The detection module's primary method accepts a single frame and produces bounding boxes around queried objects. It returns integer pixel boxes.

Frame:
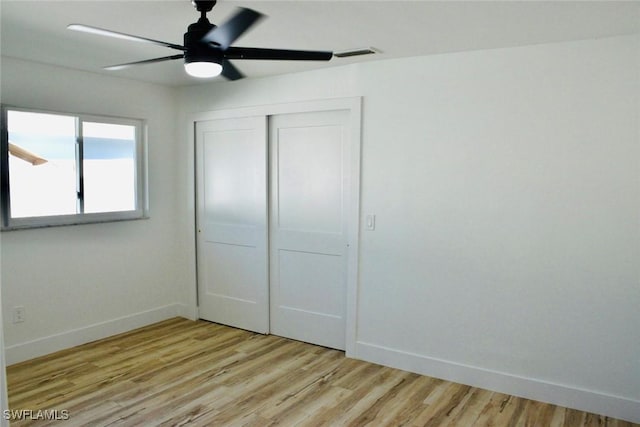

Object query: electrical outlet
[13,306,26,323]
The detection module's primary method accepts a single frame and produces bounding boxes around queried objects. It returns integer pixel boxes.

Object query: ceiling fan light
[184,61,222,78]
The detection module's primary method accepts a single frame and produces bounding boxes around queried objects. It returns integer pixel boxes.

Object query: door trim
[186,97,362,356]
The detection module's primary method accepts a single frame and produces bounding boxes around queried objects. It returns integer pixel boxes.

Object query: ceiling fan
[67,0,333,80]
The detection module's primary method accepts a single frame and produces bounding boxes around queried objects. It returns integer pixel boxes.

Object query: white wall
[178,34,640,422]
[0,57,193,364]
[1,33,637,423]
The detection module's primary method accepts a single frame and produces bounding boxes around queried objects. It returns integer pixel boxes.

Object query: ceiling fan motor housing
[184,19,221,65]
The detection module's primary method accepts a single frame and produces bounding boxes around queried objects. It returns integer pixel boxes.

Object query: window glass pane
[7,110,77,218]
[83,122,136,213]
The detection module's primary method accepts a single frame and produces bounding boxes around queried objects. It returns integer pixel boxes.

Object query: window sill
[1,213,150,231]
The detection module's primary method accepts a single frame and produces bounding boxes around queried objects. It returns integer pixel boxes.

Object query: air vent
[334,47,380,58]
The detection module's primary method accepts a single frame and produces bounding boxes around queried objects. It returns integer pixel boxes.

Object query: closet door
[269,110,350,350]
[196,117,269,333]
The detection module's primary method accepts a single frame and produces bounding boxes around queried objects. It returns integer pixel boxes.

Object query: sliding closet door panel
[277,125,343,233]
[196,117,268,333]
[270,110,350,350]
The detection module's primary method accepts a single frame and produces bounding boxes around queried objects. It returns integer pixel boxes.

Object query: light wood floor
[6,318,637,426]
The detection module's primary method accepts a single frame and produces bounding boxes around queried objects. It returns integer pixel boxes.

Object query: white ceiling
[2,1,639,87]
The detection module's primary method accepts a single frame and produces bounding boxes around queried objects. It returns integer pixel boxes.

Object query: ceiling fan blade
[221,60,245,81]
[104,54,185,71]
[224,47,333,61]
[68,24,185,51]
[201,8,264,50]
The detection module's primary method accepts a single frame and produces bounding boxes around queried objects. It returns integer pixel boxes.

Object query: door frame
[186,97,362,356]
[0,240,9,427]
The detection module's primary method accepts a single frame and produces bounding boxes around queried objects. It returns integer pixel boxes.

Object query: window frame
[1,105,148,230]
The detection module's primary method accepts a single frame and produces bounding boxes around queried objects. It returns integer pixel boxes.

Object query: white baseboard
[355,341,640,424]
[5,304,185,365]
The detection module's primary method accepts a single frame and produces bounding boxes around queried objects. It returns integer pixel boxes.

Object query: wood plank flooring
[6,318,637,426]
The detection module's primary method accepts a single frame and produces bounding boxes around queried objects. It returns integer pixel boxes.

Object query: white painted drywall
[0,57,194,363]
[178,34,640,422]
[1,33,637,423]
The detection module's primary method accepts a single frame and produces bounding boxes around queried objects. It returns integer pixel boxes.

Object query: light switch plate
[366,214,376,231]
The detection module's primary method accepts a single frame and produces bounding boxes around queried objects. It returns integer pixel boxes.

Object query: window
[1,106,147,229]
